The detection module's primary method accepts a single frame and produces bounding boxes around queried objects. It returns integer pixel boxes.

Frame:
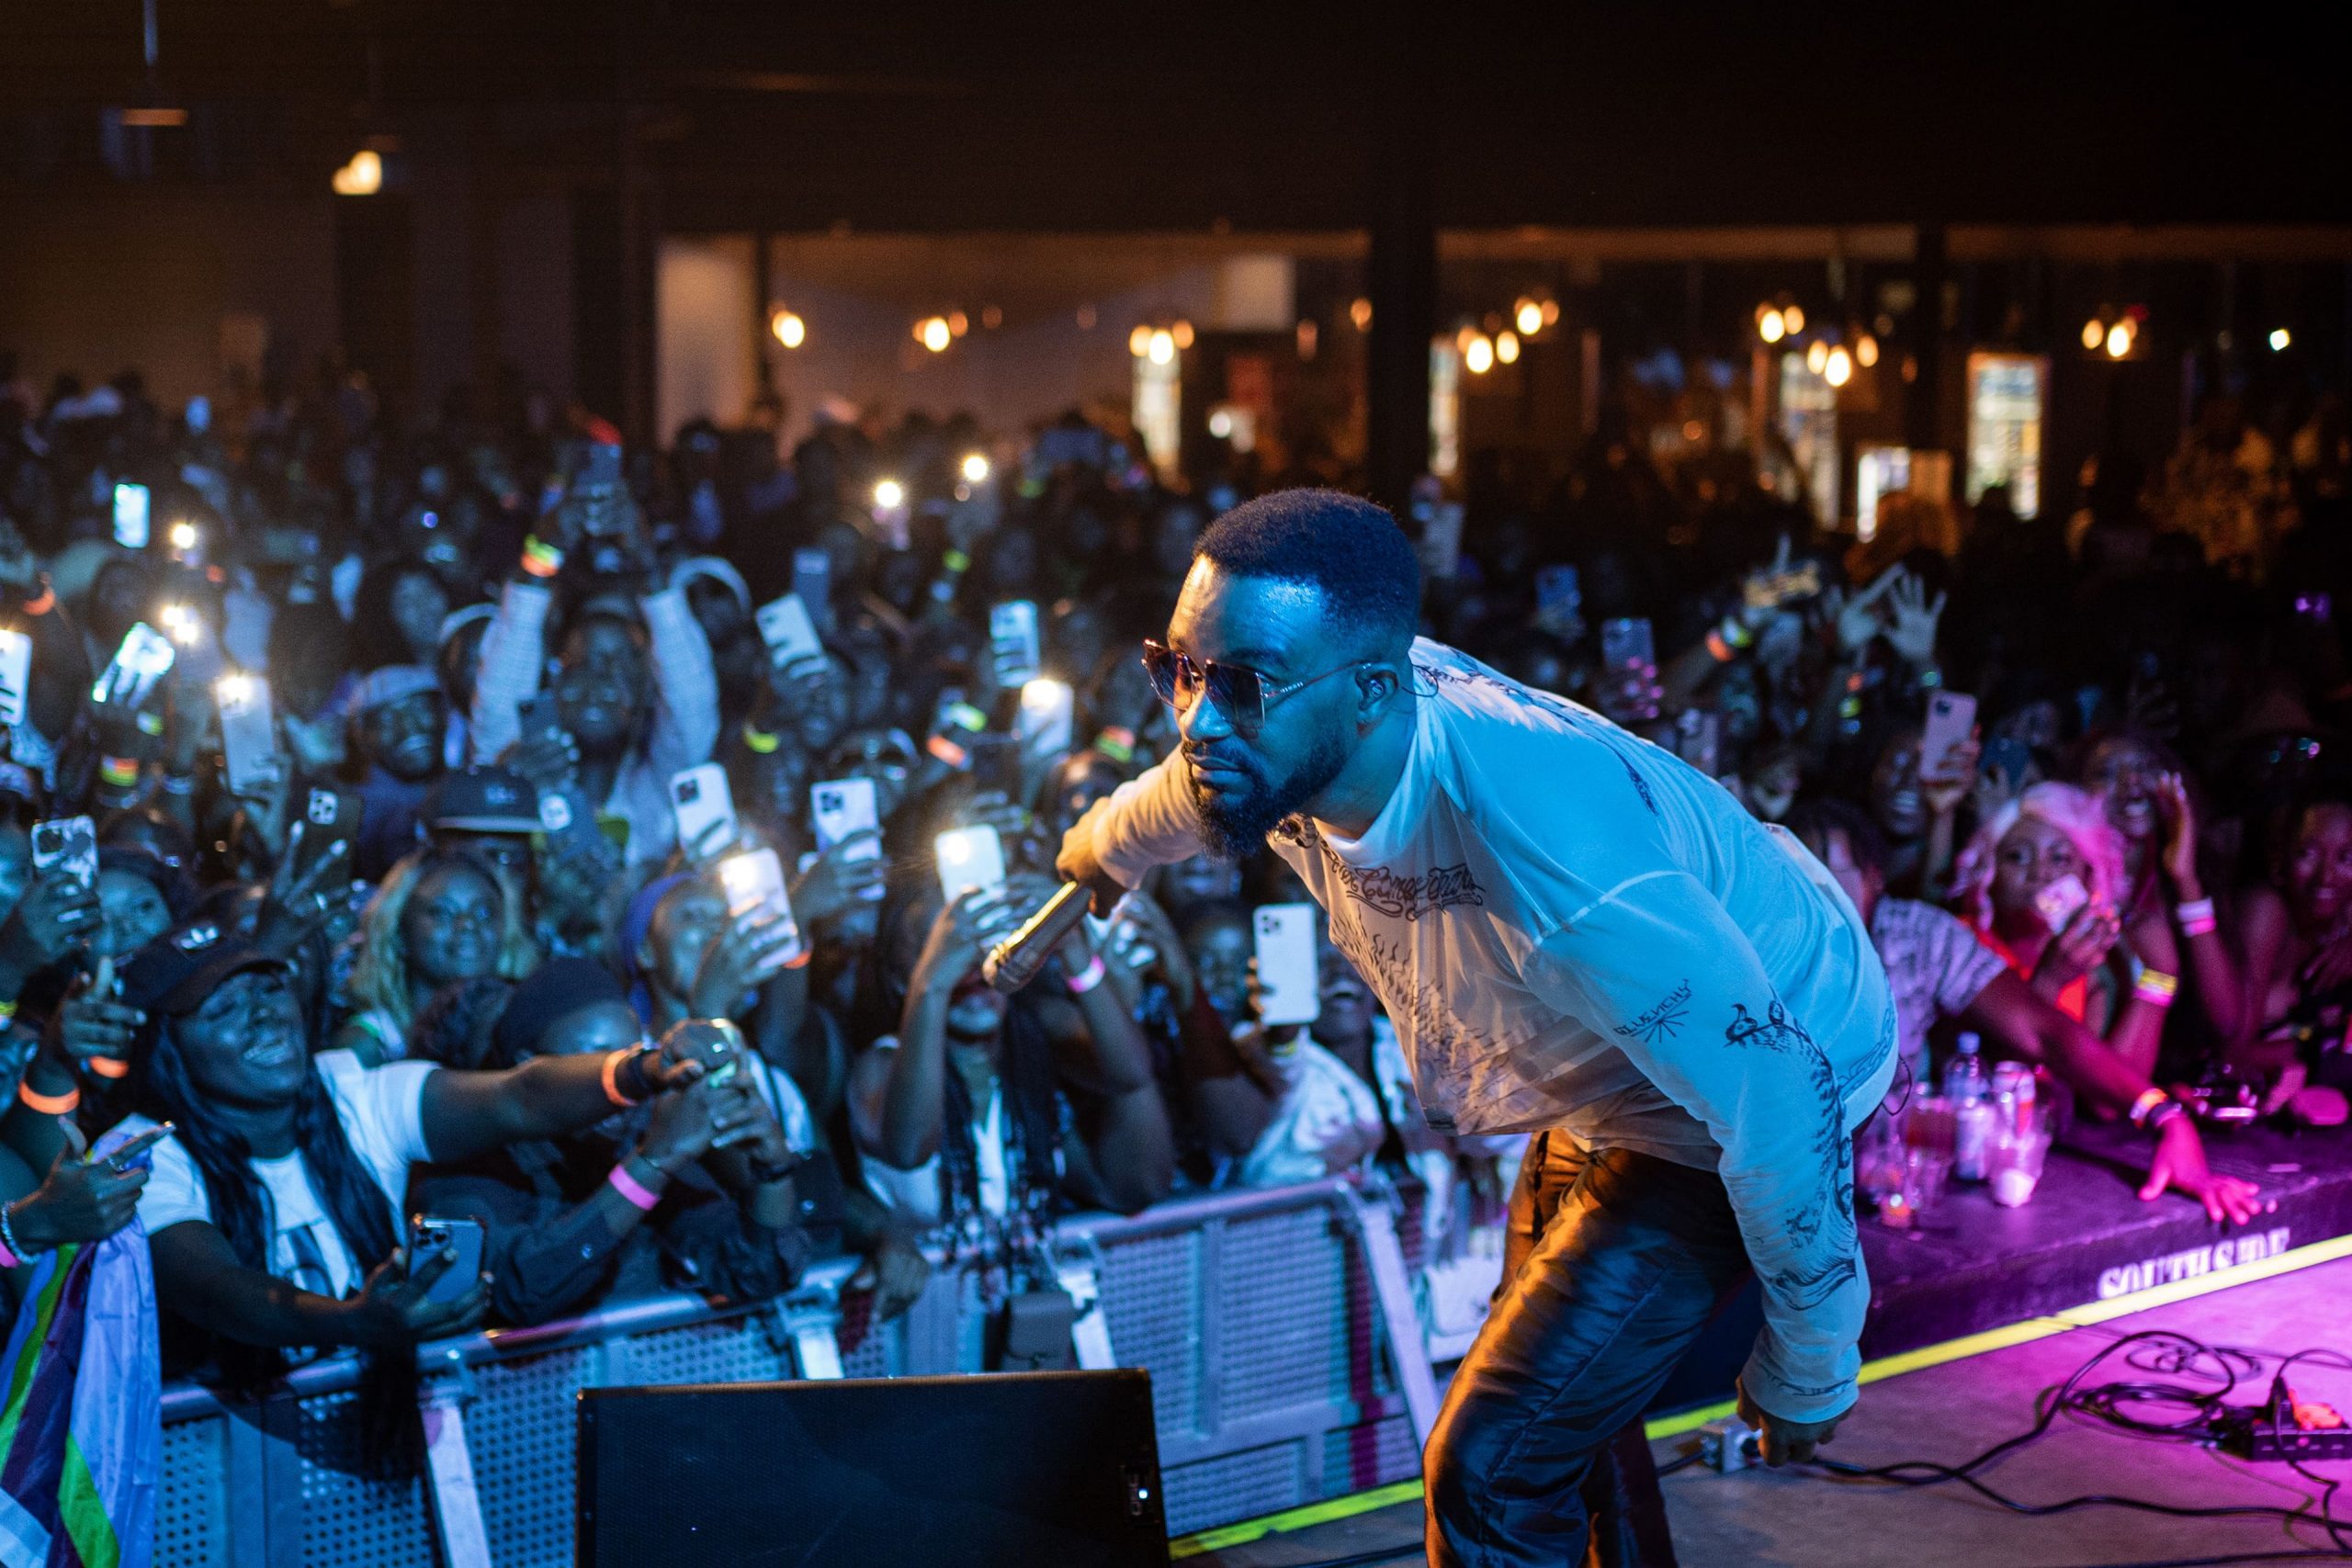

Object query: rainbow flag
[0,1201,159,1568]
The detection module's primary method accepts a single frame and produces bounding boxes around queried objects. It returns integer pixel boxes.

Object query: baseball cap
[429,766,544,835]
[122,921,285,1017]
[350,664,441,716]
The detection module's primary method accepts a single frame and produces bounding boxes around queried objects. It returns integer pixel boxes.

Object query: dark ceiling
[2,1,2340,233]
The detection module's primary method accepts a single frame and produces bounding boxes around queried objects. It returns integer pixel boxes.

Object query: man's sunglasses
[1141,639,1361,739]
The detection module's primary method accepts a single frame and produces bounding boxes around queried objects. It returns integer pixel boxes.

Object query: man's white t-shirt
[1078,637,1897,1423]
[120,1051,435,1301]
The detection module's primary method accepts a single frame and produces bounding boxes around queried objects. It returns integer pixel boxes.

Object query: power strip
[2222,1386,2352,1462]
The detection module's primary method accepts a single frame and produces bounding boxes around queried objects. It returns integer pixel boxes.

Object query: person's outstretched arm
[1059,754,1206,904]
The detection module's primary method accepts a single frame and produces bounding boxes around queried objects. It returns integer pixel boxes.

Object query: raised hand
[1883,570,1948,666]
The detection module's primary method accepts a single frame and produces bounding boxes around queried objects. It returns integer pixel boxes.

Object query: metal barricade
[153,1178,1434,1564]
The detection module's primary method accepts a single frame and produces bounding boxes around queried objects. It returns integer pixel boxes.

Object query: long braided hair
[875,884,1065,1278]
[139,1007,421,1473]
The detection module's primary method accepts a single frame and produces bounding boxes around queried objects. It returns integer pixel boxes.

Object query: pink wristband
[607,1164,662,1212]
[1066,955,1108,995]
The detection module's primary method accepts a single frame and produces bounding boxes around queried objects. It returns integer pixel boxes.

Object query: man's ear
[1353,660,1406,722]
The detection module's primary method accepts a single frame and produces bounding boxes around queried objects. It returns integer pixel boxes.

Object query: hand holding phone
[0,628,29,728]
[406,1217,487,1308]
[1921,692,1979,775]
[217,673,284,795]
[669,763,739,862]
[989,601,1042,688]
[2033,873,2090,935]
[933,824,1008,900]
[717,849,805,976]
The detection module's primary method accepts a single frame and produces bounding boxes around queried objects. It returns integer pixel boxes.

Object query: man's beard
[1187,731,1351,861]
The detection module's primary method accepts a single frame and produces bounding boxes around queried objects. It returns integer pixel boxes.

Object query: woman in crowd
[850,875,1175,1229]
[2230,790,2352,1122]
[335,847,537,1065]
[1950,781,2174,1077]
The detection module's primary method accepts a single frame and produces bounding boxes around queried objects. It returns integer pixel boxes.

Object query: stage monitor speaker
[576,1370,1169,1567]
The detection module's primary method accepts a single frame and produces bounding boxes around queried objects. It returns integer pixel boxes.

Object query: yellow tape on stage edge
[1166,1230,2352,1558]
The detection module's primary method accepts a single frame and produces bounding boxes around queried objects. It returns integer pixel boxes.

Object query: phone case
[1015,679,1075,755]
[809,778,884,896]
[30,816,98,890]
[1921,693,1979,770]
[669,763,738,859]
[96,623,176,708]
[754,593,825,670]
[2033,874,2090,933]
[217,675,279,795]
[934,825,1007,899]
[411,1219,485,1306]
[1253,904,1322,1027]
[989,601,1042,686]
[717,848,806,973]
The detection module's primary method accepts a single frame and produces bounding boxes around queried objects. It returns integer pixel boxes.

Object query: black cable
[1655,1448,1704,1477]
[1797,1327,2352,1541]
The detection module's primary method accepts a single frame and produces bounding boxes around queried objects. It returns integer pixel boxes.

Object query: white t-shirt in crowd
[1078,636,1896,1424]
[858,1037,1066,1226]
[120,1050,435,1301]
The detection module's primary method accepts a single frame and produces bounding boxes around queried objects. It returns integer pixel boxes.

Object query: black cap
[122,922,284,1016]
[428,765,543,835]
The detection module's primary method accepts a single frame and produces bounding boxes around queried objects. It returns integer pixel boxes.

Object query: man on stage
[1058,489,1896,1565]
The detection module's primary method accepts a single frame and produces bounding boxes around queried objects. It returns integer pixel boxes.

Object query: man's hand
[1736,1376,1849,1467]
[867,1233,932,1322]
[1055,823,1127,917]
[2142,1115,2272,1224]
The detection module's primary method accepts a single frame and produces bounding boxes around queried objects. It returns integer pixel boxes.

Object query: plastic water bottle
[1943,1032,1987,1104]
[1947,1033,1994,1180]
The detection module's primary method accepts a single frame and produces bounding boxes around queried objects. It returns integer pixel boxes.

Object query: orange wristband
[88,1055,131,1080]
[602,1047,651,1108]
[18,1081,80,1115]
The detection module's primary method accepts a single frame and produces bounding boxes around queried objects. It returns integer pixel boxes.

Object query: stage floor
[1190,1253,2352,1567]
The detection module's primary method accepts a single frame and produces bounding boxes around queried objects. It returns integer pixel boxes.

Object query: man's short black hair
[1784,796,1890,881]
[1194,489,1419,654]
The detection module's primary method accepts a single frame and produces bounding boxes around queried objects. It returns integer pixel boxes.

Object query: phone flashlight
[873,479,905,511]
[158,604,200,646]
[168,520,199,553]
[960,453,990,484]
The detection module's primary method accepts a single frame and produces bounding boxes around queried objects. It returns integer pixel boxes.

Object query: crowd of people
[0,355,2340,1481]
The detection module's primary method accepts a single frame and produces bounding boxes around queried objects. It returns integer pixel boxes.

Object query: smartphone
[2033,873,2090,935]
[408,1216,486,1308]
[516,691,563,748]
[967,733,1023,800]
[1600,617,1656,673]
[989,601,1042,688]
[933,824,1007,900]
[105,1122,175,1172]
[1921,692,1979,773]
[290,787,362,881]
[1982,735,2032,792]
[792,548,834,634]
[1016,678,1075,757]
[30,816,98,891]
[669,762,739,861]
[0,627,28,728]
[717,848,805,975]
[1674,709,1722,777]
[112,482,151,549]
[1534,565,1581,633]
[216,673,281,795]
[92,623,176,710]
[576,444,625,536]
[665,1017,745,1088]
[754,592,826,672]
[1252,903,1322,1027]
[810,777,885,899]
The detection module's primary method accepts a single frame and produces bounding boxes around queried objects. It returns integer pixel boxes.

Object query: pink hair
[1950,781,2127,930]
